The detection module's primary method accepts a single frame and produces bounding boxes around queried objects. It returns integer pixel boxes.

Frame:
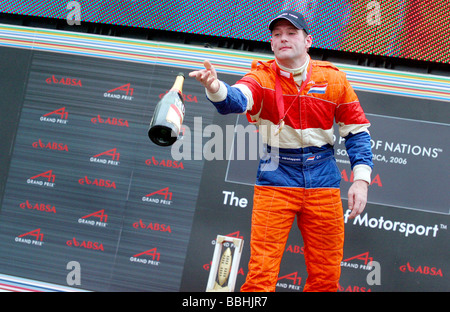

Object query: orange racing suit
[207,58,373,292]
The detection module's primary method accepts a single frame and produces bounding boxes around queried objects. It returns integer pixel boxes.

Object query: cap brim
[269,17,306,33]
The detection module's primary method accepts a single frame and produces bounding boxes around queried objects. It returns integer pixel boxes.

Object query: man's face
[270,19,312,68]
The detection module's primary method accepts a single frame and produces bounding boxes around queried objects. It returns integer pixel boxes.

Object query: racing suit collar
[275,56,310,83]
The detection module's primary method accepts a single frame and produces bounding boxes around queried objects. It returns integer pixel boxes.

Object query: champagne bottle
[148,73,185,146]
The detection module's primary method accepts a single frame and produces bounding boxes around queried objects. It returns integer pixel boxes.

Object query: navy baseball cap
[268,10,309,34]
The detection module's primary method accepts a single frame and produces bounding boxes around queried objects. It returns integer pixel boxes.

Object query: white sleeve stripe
[205,81,227,102]
[353,164,372,184]
[338,123,371,137]
[233,83,254,112]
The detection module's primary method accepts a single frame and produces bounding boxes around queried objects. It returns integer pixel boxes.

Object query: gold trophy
[206,235,243,292]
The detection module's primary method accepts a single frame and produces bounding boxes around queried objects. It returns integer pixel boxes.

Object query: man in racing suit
[189,10,373,292]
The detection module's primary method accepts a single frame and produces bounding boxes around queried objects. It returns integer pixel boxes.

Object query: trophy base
[206,282,230,292]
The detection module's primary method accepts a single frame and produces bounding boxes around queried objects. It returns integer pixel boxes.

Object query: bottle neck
[170,74,185,93]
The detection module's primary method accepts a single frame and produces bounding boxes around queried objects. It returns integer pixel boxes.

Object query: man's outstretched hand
[189,60,220,94]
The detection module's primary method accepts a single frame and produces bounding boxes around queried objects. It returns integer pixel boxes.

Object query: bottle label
[166,99,184,130]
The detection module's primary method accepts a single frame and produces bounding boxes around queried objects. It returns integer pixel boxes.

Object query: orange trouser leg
[241,186,344,292]
[298,188,344,292]
[240,186,298,292]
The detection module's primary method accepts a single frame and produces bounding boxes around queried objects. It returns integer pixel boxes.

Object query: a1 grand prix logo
[40,107,69,124]
[130,248,161,266]
[15,229,44,247]
[104,83,134,101]
[90,148,121,166]
[27,170,55,188]
[78,209,108,228]
[142,187,173,205]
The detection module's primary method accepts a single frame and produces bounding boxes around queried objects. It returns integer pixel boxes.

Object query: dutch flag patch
[307,84,327,94]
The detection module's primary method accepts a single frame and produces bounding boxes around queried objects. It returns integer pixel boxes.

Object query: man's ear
[305,34,313,49]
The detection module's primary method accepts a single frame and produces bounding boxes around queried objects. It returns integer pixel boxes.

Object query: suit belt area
[263,145,335,164]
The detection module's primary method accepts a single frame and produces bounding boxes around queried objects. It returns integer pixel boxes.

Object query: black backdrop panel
[0,49,214,291]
